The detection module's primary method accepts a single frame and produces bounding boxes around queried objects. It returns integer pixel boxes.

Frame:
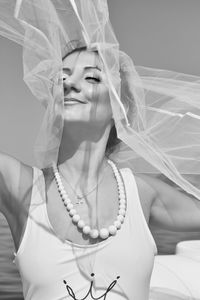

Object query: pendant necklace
[59,163,108,205]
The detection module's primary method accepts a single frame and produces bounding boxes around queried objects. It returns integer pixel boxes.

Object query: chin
[63,109,112,129]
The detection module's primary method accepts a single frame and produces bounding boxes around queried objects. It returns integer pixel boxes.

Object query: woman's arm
[143,174,200,232]
[0,152,21,216]
[0,152,33,250]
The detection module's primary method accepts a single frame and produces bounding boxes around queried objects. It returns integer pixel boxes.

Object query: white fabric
[176,240,200,261]
[14,167,156,300]
[150,242,200,300]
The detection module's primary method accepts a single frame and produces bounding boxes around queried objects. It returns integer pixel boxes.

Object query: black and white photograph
[0,0,200,299]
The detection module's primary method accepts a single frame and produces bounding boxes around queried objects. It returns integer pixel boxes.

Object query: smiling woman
[0,1,200,300]
[60,47,122,162]
[61,49,112,126]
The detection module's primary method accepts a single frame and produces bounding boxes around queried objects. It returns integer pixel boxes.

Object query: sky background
[0,0,200,166]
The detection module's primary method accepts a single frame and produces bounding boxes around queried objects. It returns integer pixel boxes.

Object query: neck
[57,122,112,187]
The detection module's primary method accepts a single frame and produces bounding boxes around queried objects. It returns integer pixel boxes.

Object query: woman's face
[62,49,113,130]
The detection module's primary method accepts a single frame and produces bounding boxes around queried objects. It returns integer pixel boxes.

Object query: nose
[63,75,81,94]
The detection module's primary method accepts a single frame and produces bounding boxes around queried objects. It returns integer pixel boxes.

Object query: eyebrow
[62,66,102,72]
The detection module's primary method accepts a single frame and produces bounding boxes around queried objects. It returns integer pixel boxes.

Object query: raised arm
[145,175,200,232]
[0,152,21,215]
[0,152,33,250]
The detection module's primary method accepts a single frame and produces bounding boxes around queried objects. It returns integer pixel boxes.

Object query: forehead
[62,50,103,70]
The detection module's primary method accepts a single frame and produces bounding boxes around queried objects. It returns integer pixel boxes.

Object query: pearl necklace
[52,159,126,240]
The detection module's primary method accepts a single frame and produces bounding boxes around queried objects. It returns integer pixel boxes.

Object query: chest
[15,169,155,299]
[17,181,155,300]
[16,211,154,300]
[46,174,120,245]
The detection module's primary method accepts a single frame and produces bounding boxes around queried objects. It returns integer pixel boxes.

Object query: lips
[64,97,86,104]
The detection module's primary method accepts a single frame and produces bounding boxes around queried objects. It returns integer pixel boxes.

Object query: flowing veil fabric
[0,0,200,199]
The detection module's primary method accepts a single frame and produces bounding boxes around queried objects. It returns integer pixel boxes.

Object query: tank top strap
[120,167,139,212]
[120,168,158,255]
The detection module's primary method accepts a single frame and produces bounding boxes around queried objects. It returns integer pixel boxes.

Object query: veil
[0,0,200,299]
[0,0,200,199]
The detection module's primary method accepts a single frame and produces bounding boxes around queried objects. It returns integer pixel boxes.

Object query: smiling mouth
[64,97,86,104]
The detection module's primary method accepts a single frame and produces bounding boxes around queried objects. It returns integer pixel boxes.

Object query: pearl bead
[60,191,67,198]
[113,170,118,176]
[72,214,81,223]
[58,186,63,193]
[99,228,109,239]
[115,172,120,178]
[119,199,126,205]
[114,220,121,229]
[108,225,117,235]
[63,199,71,206]
[120,193,126,199]
[77,220,85,229]
[119,204,126,210]
[56,178,62,184]
[83,226,91,235]
[63,195,70,201]
[119,209,126,216]
[117,215,125,223]
[119,191,125,199]
[118,183,123,190]
[90,229,99,239]
[66,203,73,211]
[69,209,76,217]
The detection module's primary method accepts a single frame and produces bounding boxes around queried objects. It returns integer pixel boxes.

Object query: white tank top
[14,167,157,300]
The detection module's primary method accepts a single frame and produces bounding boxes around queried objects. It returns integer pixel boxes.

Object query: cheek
[95,88,113,120]
[86,84,111,105]
[82,83,112,118]
[99,87,112,112]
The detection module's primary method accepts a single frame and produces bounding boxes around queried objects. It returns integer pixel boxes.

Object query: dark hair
[106,125,121,156]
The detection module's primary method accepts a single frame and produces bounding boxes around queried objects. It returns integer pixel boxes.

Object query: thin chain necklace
[52,159,127,240]
[59,163,108,205]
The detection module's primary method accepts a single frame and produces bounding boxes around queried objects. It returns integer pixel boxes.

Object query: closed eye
[85,76,101,83]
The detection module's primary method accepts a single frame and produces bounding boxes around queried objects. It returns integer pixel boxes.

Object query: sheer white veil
[1,0,200,198]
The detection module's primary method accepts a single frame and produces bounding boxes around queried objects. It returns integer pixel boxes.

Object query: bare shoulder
[134,173,158,202]
[0,151,33,215]
[136,173,180,197]
[132,173,158,222]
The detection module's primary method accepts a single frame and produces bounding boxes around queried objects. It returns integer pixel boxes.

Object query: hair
[105,125,121,156]
[62,43,122,156]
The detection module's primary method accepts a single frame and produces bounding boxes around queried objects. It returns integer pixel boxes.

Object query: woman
[0,47,200,300]
[0,46,158,300]
[0,0,200,299]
